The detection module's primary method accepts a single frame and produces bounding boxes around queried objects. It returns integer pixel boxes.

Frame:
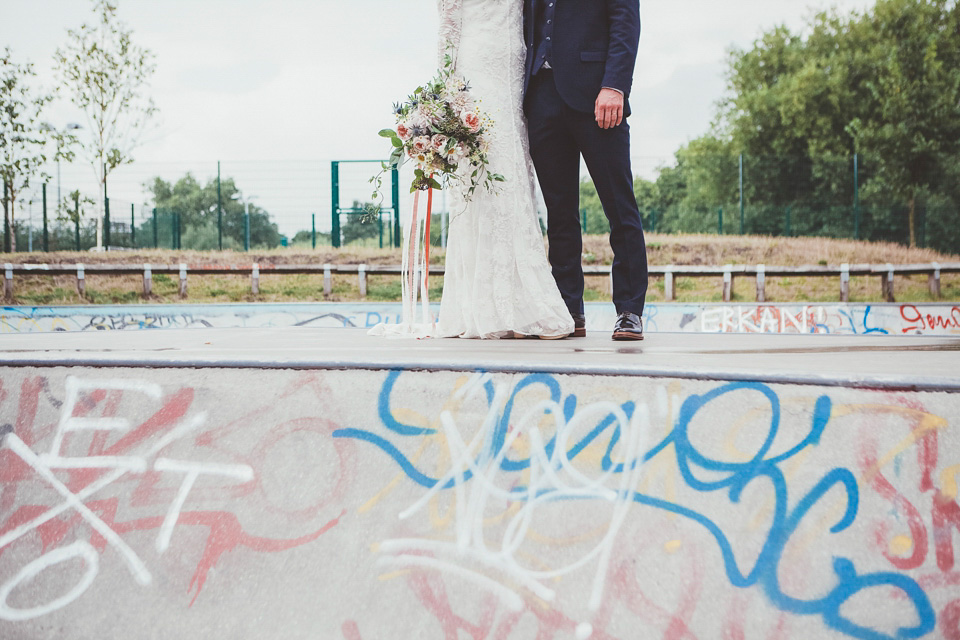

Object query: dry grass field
[2,233,958,305]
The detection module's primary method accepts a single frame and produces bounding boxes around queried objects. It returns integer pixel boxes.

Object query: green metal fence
[3,154,957,255]
[331,160,400,249]
[578,153,960,255]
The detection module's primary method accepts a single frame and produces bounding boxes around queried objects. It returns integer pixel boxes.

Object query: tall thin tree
[0,48,55,253]
[54,0,158,250]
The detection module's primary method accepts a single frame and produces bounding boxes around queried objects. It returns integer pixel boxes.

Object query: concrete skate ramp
[4,301,959,335]
[0,329,959,639]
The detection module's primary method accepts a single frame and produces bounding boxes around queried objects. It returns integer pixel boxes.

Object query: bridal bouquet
[376,54,504,198]
[366,56,504,337]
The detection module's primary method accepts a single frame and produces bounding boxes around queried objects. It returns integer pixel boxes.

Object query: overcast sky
[3,0,875,234]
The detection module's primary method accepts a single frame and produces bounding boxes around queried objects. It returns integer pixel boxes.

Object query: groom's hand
[595,88,624,129]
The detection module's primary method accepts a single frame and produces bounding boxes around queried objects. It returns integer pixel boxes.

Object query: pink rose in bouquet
[375,56,504,199]
[412,136,431,153]
[461,112,481,133]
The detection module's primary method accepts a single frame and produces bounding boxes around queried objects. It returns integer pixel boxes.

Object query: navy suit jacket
[523,0,641,116]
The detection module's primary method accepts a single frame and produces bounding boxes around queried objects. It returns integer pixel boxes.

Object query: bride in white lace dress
[431,0,574,339]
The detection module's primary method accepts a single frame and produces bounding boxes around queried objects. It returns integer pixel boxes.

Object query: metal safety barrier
[3,261,958,302]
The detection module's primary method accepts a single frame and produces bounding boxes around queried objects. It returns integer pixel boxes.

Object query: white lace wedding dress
[432,0,574,339]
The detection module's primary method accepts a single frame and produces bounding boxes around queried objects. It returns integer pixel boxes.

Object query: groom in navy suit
[523,0,648,340]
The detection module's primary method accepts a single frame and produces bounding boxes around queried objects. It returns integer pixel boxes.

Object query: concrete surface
[0,327,958,389]
[0,329,958,639]
[4,301,959,336]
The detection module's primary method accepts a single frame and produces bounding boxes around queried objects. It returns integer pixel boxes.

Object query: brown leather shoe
[571,313,586,338]
[612,312,644,341]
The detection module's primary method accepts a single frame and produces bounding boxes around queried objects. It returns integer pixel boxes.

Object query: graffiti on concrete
[4,303,960,335]
[0,368,957,638]
[0,374,345,622]
[336,370,957,640]
[899,305,960,334]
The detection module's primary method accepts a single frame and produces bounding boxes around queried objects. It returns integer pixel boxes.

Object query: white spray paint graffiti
[0,376,254,621]
[377,373,663,637]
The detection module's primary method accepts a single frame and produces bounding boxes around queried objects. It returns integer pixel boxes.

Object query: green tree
[146,173,282,249]
[579,175,663,235]
[291,229,331,247]
[341,201,382,245]
[54,0,158,249]
[845,0,960,246]
[0,48,55,252]
[714,0,960,247]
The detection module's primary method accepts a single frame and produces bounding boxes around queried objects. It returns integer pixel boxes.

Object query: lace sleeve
[437,0,463,69]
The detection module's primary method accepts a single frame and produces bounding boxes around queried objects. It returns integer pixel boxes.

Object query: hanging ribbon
[397,179,436,334]
[423,180,434,294]
[406,188,421,320]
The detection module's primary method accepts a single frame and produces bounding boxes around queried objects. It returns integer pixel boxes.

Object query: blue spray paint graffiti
[334,370,936,639]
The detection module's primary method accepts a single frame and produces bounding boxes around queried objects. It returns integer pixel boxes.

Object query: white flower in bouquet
[431,135,449,152]
[396,122,413,142]
[408,110,430,131]
[444,74,467,96]
[451,91,474,115]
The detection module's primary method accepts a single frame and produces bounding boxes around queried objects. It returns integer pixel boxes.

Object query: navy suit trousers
[525,69,648,317]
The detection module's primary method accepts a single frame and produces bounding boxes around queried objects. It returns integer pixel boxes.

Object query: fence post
[919,204,927,248]
[42,183,49,252]
[840,263,850,303]
[929,262,941,299]
[179,263,188,298]
[143,263,152,298]
[3,181,10,253]
[217,161,223,251]
[244,204,250,252]
[756,264,766,302]
[104,196,111,249]
[74,195,81,251]
[252,262,260,295]
[723,265,734,302]
[853,154,860,240]
[331,162,341,248]
[131,203,136,248]
[76,263,85,297]
[312,213,317,249]
[784,206,791,237]
[717,207,723,235]
[153,208,158,248]
[323,263,332,296]
[881,263,895,303]
[649,208,657,233]
[358,264,367,298]
[739,154,745,235]
[3,263,12,300]
[581,208,587,233]
[664,268,675,302]
[391,166,401,248]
